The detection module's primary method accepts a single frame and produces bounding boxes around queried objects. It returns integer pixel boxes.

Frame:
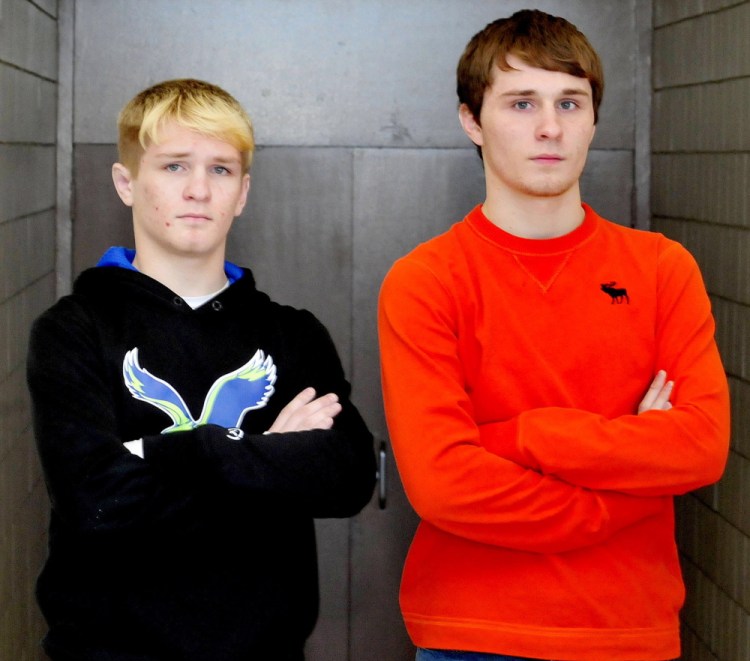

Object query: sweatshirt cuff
[123,439,144,458]
[141,425,227,474]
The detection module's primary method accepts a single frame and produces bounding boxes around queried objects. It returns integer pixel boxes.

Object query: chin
[521,182,577,198]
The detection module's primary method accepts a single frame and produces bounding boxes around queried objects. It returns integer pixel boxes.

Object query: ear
[459,104,483,147]
[112,163,135,207]
[234,173,251,217]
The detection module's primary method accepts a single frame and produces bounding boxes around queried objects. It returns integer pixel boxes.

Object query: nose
[184,169,210,200]
[536,106,562,140]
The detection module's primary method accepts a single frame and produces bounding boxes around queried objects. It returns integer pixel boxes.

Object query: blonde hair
[117,79,255,175]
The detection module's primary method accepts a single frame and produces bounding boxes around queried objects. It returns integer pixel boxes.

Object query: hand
[638,370,673,414]
[266,387,342,433]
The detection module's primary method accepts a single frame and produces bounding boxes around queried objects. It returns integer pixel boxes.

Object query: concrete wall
[0,0,58,659]
[652,2,750,659]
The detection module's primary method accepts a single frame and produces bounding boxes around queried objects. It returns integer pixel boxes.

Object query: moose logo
[600,281,630,304]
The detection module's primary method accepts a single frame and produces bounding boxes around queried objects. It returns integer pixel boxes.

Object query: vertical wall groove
[56,0,75,297]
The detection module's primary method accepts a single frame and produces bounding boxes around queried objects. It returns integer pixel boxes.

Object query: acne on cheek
[155,205,170,227]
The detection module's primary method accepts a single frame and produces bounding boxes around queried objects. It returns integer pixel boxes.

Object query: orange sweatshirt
[378,204,729,661]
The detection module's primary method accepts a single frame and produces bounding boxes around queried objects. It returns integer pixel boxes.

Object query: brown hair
[117,79,255,176]
[457,10,604,124]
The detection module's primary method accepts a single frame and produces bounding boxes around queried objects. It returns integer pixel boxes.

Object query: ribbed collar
[466,203,599,255]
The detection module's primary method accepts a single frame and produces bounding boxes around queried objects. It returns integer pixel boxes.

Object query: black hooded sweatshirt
[27,260,376,661]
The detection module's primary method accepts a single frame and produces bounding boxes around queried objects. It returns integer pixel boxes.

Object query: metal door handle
[377,440,387,510]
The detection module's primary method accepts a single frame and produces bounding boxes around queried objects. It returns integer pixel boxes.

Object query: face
[459,54,596,201]
[112,121,250,265]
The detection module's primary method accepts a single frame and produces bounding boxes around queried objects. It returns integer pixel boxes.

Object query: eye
[559,99,579,111]
[212,165,231,175]
[514,100,532,110]
[165,163,182,172]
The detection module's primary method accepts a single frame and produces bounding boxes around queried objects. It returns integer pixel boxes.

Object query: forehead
[489,54,592,96]
[144,121,242,162]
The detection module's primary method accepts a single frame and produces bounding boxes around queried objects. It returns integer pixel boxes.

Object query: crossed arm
[124,386,341,456]
[28,303,375,535]
[378,245,729,553]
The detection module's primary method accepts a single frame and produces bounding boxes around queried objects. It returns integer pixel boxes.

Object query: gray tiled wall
[64,1,650,660]
[71,0,640,152]
[4,1,702,660]
[653,2,750,659]
[0,1,58,659]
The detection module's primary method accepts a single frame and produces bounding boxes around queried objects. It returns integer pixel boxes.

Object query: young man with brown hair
[379,10,729,661]
[28,78,375,661]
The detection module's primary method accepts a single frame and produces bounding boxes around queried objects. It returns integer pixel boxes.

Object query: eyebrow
[154,150,241,164]
[500,87,591,97]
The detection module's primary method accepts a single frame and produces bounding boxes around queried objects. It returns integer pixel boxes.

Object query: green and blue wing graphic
[196,350,276,428]
[122,348,276,433]
[123,348,195,432]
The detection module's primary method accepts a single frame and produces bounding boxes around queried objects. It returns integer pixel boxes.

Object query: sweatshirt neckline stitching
[466,203,598,256]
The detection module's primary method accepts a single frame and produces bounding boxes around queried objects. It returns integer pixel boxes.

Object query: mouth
[532,155,564,164]
[177,214,212,222]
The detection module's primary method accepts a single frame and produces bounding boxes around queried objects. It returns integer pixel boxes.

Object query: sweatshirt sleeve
[378,257,667,555]
[479,242,730,497]
[143,312,376,519]
[28,302,375,537]
[28,301,212,537]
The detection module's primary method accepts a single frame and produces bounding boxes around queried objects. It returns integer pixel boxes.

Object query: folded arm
[478,244,730,497]
[28,303,375,537]
[378,259,667,555]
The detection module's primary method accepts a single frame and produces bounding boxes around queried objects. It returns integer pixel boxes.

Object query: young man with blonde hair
[28,78,375,661]
[379,10,729,661]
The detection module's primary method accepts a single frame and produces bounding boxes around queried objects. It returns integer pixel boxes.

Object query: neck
[133,250,228,297]
[482,186,585,239]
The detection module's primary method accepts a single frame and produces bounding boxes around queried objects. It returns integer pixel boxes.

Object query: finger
[296,393,339,417]
[267,391,342,433]
[638,370,667,413]
[311,401,342,430]
[639,372,673,414]
[315,416,336,430]
[302,406,341,431]
[306,401,342,427]
[287,387,318,408]
[651,380,674,411]
[283,396,340,431]
[268,388,317,432]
